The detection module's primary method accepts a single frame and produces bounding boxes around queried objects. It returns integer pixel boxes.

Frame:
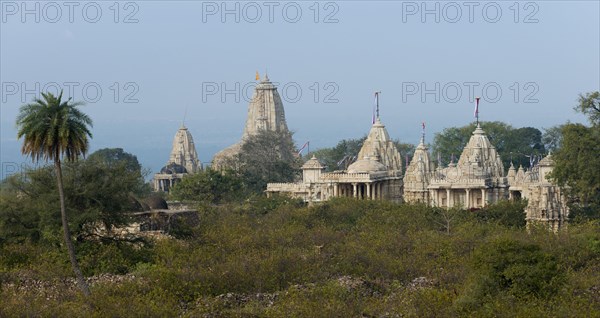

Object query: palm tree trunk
[55,159,91,296]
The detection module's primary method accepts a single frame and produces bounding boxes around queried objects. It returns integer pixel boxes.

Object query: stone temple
[212,74,291,169]
[426,123,508,209]
[267,116,404,202]
[149,73,569,229]
[153,124,201,192]
[507,154,569,230]
[266,108,569,229]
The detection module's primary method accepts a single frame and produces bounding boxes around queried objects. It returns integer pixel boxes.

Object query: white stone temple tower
[212,75,291,169]
[242,74,289,137]
[403,127,435,203]
[356,117,403,172]
[428,123,508,208]
[169,124,201,173]
[153,124,201,192]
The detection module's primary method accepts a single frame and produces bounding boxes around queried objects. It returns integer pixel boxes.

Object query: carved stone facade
[153,124,201,192]
[507,155,569,231]
[266,117,404,203]
[427,124,508,208]
[207,79,569,229]
[212,75,290,169]
[403,132,435,204]
[266,116,569,229]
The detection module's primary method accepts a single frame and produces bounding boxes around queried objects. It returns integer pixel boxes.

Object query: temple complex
[153,124,201,192]
[212,74,291,169]
[149,73,570,229]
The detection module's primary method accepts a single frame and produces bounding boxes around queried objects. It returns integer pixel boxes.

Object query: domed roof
[302,155,324,170]
[456,123,505,178]
[538,154,554,166]
[356,118,403,172]
[145,195,168,210]
[347,156,387,174]
[160,162,187,174]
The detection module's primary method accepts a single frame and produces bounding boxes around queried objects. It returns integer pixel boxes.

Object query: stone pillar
[465,189,470,209]
[352,183,358,198]
[446,189,451,208]
[366,183,371,199]
[481,189,486,207]
[509,191,513,200]
[333,183,338,197]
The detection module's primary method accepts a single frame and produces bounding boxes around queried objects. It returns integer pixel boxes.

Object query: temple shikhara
[211,74,292,170]
[153,74,570,230]
[152,124,201,192]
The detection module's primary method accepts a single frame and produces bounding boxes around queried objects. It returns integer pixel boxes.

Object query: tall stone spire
[457,123,505,179]
[212,75,291,169]
[168,124,201,173]
[356,118,403,172]
[403,124,434,203]
[242,75,289,138]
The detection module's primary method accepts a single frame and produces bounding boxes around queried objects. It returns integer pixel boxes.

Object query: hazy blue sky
[1,1,599,177]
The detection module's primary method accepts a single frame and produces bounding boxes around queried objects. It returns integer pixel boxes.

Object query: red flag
[297,141,310,156]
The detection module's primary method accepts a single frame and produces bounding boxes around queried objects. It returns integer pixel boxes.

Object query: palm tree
[16,91,93,296]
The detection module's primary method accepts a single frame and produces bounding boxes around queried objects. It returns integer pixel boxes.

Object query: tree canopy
[170,169,243,204]
[230,130,301,193]
[550,91,600,218]
[0,148,149,244]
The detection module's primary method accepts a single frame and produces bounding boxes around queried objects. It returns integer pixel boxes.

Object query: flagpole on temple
[376,91,381,119]
[475,97,481,125]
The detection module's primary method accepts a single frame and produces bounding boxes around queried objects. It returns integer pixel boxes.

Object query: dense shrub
[0,199,598,317]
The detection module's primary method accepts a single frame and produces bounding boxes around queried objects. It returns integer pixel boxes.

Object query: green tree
[550,92,600,219]
[16,91,92,296]
[170,169,243,204]
[541,125,564,153]
[574,91,600,125]
[469,238,563,299]
[0,149,150,244]
[311,136,366,171]
[87,148,142,174]
[475,200,527,228]
[550,125,600,216]
[85,148,150,196]
[234,130,301,193]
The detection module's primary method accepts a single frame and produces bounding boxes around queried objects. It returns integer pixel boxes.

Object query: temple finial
[182,107,187,128]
